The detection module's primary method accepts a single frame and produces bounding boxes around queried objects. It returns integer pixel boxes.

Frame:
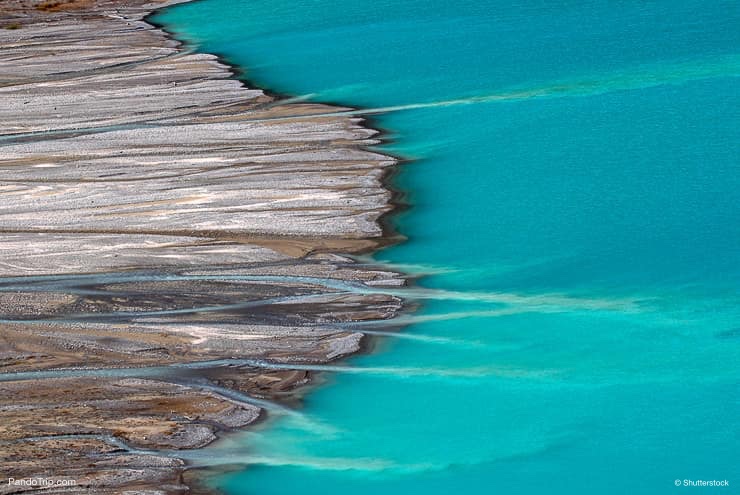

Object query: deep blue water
[155,1,740,493]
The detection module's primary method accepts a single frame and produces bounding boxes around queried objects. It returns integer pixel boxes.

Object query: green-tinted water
[155,1,740,493]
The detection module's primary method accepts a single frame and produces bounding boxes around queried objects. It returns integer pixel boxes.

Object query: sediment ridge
[0,1,403,493]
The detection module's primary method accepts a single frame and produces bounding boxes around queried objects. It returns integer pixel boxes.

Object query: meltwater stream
[155,1,739,494]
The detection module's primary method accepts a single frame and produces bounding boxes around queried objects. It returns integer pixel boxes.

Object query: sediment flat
[0,1,403,493]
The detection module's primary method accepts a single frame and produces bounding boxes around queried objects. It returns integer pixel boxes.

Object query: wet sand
[0,1,402,492]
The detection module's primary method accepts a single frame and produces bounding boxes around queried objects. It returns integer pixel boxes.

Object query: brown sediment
[0,1,405,493]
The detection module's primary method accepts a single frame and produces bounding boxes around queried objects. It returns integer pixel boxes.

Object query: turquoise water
[155,1,740,493]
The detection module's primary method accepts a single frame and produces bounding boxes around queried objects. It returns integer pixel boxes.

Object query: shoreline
[0,1,407,493]
[143,5,411,253]
[143,0,413,255]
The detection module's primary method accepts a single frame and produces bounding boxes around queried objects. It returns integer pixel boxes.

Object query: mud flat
[0,1,403,492]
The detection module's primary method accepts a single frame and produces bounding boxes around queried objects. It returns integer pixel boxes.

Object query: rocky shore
[0,1,403,493]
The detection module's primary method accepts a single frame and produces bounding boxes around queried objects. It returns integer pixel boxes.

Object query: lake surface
[154,1,740,493]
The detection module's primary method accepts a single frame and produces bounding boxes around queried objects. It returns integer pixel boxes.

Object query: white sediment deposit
[0,1,403,493]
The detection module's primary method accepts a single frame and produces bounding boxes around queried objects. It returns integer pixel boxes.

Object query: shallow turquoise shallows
[154,1,740,494]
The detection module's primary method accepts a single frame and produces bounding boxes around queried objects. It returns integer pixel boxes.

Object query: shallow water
[155,1,739,493]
